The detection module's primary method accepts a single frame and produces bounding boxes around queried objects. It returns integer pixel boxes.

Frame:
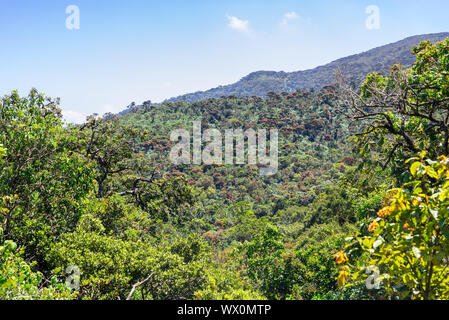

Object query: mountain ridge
[162,32,449,103]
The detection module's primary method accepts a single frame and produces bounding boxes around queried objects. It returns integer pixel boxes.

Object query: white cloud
[281,11,299,26]
[62,110,86,124]
[285,12,298,19]
[227,15,249,32]
[62,104,124,124]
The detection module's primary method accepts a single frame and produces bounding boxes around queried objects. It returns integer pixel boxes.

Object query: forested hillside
[2,38,449,300]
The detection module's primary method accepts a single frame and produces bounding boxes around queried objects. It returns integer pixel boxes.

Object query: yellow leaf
[410,162,421,176]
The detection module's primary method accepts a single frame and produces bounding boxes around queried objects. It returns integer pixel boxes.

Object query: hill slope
[164,32,449,103]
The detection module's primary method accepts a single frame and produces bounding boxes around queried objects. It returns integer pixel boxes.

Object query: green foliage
[193,247,265,300]
[75,115,148,198]
[0,90,94,260]
[330,39,449,301]
[47,214,211,300]
[344,154,449,299]
[226,203,269,243]
[350,39,449,178]
[289,241,340,300]
[0,83,364,300]
[354,190,385,220]
[0,90,210,300]
[0,231,74,300]
[243,225,288,299]
[4,37,449,300]
[242,225,347,300]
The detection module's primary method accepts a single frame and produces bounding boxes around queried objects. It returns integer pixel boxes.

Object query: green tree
[342,39,449,177]
[342,153,449,299]
[47,214,211,300]
[75,115,148,198]
[242,225,289,299]
[0,90,94,259]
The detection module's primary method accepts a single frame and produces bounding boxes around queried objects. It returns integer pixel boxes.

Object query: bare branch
[126,272,155,300]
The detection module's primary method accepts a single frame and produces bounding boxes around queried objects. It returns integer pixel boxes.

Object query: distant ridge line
[163,32,449,103]
[118,32,449,116]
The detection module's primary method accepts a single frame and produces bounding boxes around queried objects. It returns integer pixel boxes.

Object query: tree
[341,153,449,299]
[0,90,94,259]
[47,215,211,300]
[75,115,197,224]
[0,209,74,299]
[340,39,449,177]
[75,115,149,198]
[242,225,289,299]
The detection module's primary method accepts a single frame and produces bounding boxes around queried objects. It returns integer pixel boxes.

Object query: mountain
[163,32,449,103]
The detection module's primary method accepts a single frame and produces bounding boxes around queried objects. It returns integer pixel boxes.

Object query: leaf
[410,162,421,176]
[430,208,439,220]
[425,166,439,179]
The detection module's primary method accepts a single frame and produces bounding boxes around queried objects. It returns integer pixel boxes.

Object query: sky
[1,0,449,123]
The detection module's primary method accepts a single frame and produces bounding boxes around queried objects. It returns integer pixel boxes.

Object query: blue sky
[1,0,449,123]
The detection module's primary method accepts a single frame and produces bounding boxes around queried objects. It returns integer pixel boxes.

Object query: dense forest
[2,39,449,300]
